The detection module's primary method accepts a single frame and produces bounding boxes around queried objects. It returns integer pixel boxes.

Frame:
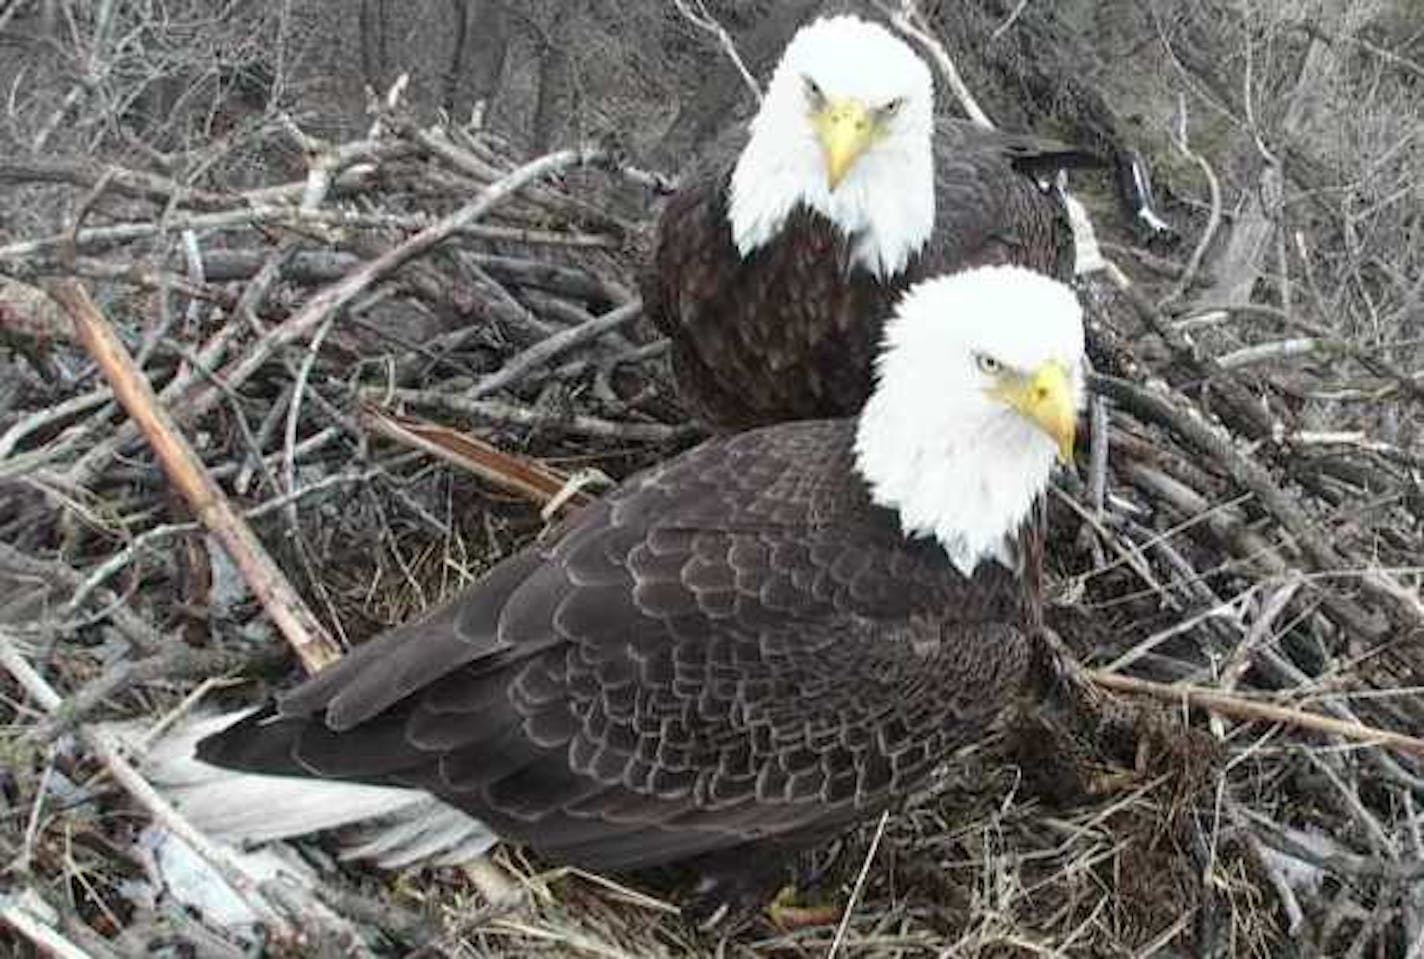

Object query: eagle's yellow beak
[812,99,875,191]
[1000,361,1078,464]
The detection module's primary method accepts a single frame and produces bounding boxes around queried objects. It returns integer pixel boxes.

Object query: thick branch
[47,278,342,672]
[0,158,234,210]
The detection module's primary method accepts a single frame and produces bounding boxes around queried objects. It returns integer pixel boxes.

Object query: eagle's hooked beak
[1002,361,1078,464]
[813,99,875,191]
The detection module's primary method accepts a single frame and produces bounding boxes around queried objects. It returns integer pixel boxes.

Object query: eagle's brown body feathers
[199,421,1042,906]
[643,118,1092,429]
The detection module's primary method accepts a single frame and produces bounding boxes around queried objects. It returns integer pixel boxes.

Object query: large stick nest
[2,1,1422,956]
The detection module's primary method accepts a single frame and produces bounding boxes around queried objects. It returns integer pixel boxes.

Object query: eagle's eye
[974,352,1003,376]
[802,75,826,111]
[879,97,905,118]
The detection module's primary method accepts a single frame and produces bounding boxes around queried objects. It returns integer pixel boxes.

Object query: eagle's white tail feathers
[337,802,498,868]
[105,711,498,869]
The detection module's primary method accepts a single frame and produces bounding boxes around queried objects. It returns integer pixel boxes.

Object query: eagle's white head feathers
[855,266,1087,576]
[728,15,936,280]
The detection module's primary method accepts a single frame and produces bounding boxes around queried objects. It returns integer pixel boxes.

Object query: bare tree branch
[878,0,992,127]
[670,0,762,103]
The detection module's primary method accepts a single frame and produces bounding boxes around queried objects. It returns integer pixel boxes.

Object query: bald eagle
[643,15,1099,430]
[198,266,1087,919]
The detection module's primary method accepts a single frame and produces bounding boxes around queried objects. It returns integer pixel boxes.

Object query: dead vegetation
[1,0,1423,956]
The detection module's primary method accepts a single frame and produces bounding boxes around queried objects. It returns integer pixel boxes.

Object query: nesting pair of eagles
[197,15,1118,922]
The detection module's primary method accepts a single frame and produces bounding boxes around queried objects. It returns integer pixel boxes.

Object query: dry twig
[670,0,763,103]
[0,630,294,937]
[1090,670,1424,759]
[879,0,993,127]
[46,278,343,672]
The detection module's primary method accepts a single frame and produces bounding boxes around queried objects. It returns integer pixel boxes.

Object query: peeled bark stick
[46,278,341,673]
[361,405,594,511]
[1,890,101,959]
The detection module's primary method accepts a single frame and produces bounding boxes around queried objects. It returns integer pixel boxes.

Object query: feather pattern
[198,421,1040,874]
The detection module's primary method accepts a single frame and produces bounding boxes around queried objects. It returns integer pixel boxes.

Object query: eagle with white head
[644,14,1099,430]
[194,265,1086,921]
[728,14,937,278]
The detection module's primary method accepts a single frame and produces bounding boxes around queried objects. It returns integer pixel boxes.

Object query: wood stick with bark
[46,278,343,673]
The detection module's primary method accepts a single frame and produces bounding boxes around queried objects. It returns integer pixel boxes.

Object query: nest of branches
[2,33,1424,959]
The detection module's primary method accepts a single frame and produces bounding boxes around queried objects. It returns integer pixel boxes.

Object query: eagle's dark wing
[199,420,1035,873]
[920,118,1098,282]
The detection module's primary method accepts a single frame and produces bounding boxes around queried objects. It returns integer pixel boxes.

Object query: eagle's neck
[850,277,1067,577]
[726,116,934,281]
[853,397,1057,578]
